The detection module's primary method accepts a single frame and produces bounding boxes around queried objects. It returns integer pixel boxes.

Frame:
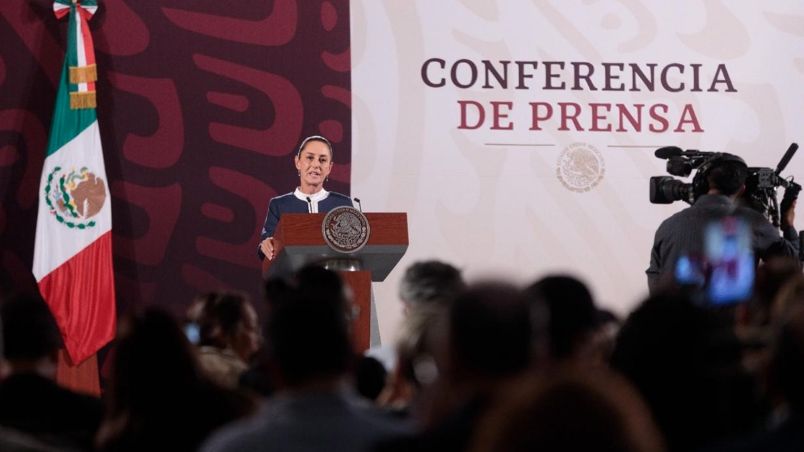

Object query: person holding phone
[646,154,800,295]
[257,135,353,260]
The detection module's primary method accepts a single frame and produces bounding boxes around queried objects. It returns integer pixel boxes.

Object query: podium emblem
[322,206,371,253]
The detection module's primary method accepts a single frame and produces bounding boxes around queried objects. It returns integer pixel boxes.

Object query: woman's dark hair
[197,291,250,348]
[296,135,333,158]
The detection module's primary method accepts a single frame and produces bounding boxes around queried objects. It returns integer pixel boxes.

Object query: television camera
[650,143,801,228]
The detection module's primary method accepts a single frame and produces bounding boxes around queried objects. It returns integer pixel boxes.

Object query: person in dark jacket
[258,135,353,260]
[0,293,103,451]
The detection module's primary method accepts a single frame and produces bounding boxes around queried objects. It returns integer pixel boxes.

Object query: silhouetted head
[0,293,62,366]
[471,369,665,452]
[611,292,750,451]
[108,307,201,416]
[398,260,465,309]
[704,155,747,196]
[355,355,387,401]
[768,307,804,414]
[197,291,261,361]
[100,307,255,452]
[525,275,598,362]
[263,265,353,387]
[448,282,531,381]
[768,272,804,327]
[749,257,801,327]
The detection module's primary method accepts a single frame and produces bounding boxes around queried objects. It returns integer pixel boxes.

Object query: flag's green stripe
[46,58,96,156]
[67,4,78,92]
[46,6,96,156]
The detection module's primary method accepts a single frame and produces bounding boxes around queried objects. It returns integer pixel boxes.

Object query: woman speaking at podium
[257,135,353,260]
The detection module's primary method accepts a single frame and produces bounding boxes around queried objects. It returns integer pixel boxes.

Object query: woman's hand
[260,237,276,260]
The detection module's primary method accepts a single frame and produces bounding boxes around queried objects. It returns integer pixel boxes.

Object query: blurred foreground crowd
[1,258,803,452]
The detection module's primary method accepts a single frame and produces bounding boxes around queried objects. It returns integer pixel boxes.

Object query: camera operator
[646,154,800,293]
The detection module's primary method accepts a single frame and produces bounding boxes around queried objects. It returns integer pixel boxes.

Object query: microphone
[775,142,799,176]
[654,146,683,159]
[353,197,363,212]
[305,196,313,213]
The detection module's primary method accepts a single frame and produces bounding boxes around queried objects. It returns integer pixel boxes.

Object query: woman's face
[295,140,333,189]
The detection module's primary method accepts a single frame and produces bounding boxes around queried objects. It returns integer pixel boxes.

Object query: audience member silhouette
[762,307,804,450]
[96,307,254,452]
[195,291,262,389]
[445,282,531,385]
[380,282,532,452]
[202,265,407,452]
[525,275,605,366]
[355,355,388,402]
[0,293,103,451]
[7,261,804,452]
[735,259,803,376]
[768,272,804,327]
[750,257,802,327]
[705,306,804,451]
[380,260,465,415]
[397,260,466,314]
[611,292,759,451]
[469,369,665,452]
[592,308,622,365]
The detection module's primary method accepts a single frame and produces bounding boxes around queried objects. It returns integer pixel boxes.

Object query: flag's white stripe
[75,11,88,93]
[75,11,85,67]
[33,121,111,281]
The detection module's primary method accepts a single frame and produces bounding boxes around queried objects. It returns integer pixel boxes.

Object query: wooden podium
[262,212,408,351]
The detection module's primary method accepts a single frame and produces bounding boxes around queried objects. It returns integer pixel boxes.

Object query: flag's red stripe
[78,7,96,92]
[38,231,116,364]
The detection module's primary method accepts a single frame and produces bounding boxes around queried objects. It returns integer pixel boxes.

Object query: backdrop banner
[0,1,352,323]
[351,0,804,338]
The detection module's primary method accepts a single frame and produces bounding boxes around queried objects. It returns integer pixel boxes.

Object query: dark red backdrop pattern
[0,0,351,317]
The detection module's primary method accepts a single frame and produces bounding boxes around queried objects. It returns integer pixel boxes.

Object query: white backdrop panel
[350,0,804,343]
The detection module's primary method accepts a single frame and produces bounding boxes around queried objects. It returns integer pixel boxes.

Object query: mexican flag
[32,0,115,365]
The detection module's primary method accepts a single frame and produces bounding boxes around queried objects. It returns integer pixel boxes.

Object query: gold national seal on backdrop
[322,206,371,253]
[557,142,606,193]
